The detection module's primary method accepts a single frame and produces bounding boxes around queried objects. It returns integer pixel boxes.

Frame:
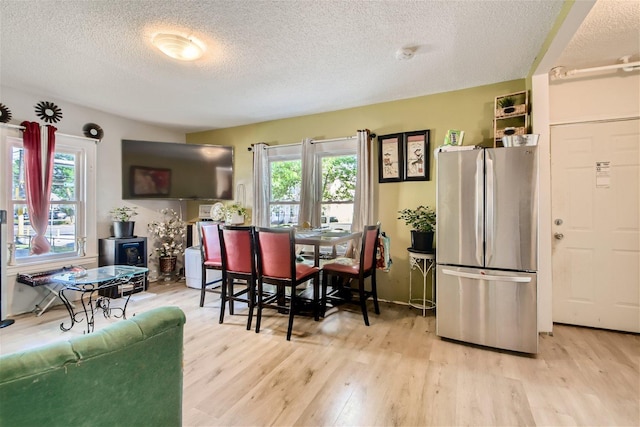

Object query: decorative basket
[495,104,526,118]
[496,126,527,139]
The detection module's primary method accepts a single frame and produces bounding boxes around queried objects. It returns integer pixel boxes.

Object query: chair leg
[219,275,228,324]
[313,274,320,321]
[246,279,255,331]
[255,280,263,333]
[321,272,328,318]
[228,279,235,315]
[200,266,207,307]
[371,273,380,315]
[287,287,295,341]
[359,282,370,326]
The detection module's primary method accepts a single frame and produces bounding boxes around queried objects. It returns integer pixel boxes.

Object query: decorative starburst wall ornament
[82,122,104,140]
[0,103,12,123]
[35,101,63,123]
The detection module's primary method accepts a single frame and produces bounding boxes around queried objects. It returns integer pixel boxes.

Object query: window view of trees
[269,159,301,225]
[268,154,357,228]
[320,155,356,227]
[11,146,78,258]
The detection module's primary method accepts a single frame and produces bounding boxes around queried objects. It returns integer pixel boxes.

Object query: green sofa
[0,306,186,427]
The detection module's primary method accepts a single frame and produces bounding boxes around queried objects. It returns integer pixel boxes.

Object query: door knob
[554,232,564,240]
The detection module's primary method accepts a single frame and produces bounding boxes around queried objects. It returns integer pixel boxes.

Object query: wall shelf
[494,91,529,147]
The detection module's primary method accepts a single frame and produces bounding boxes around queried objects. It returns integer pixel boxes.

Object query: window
[269,158,301,227]
[267,139,357,229]
[318,153,357,230]
[5,133,93,263]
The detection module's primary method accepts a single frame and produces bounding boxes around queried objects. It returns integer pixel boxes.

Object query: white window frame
[267,145,302,226]
[315,142,357,229]
[1,128,97,267]
[265,138,358,228]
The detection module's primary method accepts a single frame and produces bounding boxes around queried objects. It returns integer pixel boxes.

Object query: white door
[551,119,640,333]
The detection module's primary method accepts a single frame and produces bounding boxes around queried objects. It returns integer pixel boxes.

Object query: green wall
[186,79,525,303]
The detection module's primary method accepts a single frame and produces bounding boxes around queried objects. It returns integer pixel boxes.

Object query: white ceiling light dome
[152,32,206,61]
[396,47,415,61]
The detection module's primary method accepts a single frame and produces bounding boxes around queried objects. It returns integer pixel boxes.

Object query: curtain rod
[310,135,357,144]
[0,122,99,143]
[249,134,359,151]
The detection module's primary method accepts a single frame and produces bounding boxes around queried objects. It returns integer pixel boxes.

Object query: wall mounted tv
[122,139,233,200]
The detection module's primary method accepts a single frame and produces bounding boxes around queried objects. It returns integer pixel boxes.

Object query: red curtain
[21,121,57,255]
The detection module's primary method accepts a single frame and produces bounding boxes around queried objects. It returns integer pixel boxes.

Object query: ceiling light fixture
[152,33,205,61]
[396,47,416,61]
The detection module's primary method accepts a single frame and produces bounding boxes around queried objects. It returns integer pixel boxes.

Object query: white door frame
[529,0,599,333]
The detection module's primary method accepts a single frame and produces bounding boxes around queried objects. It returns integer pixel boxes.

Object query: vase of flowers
[398,205,436,252]
[147,208,187,280]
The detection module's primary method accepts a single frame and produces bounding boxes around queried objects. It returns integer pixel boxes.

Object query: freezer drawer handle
[442,268,532,283]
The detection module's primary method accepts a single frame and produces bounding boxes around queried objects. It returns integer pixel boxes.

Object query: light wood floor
[1,280,638,427]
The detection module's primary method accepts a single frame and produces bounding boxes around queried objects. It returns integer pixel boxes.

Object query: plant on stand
[109,206,138,238]
[148,208,187,281]
[398,205,436,252]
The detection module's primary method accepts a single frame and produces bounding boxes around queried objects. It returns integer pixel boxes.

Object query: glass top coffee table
[53,265,148,333]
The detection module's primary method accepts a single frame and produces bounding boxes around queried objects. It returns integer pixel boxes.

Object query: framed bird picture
[377,133,404,183]
[403,129,430,181]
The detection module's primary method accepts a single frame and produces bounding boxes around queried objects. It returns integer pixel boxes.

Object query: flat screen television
[122,139,233,200]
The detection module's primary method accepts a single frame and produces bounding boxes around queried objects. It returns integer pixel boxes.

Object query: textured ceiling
[0,0,627,133]
[554,0,640,70]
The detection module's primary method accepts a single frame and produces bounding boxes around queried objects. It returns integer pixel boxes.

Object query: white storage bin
[184,246,222,289]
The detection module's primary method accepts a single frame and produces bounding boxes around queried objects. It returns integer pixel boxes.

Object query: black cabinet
[99,237,148,298]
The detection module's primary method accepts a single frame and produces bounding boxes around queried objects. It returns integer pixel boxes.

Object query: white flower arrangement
[147,208,187,258]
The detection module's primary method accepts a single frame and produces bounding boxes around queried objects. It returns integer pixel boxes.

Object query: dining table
[294,229,361,267]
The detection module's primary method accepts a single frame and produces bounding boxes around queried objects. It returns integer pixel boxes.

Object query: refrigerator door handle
[485,156,494,264]
[475,155,484,265]
[442,268,532,283]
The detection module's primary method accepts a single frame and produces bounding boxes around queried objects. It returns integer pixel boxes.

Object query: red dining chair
[218,225,257,330]
[254,227,320,340]
[199,222,223,307]
[321,224,380,326]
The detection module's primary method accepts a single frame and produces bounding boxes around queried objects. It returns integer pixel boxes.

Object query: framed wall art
[404,129,430,181]
[377,133,403,183]
[130,166,171,197]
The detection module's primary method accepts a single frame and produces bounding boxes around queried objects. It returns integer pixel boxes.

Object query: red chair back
[220,227,254,274]
[201,223,222,264]
[361,226,379,272]
[255,228,294,279]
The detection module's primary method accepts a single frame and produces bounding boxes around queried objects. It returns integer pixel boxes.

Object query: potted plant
[398,205,436,252]
[147,208,187,279]
[225,202,248,225]
[498,96,516,115]
[110,206,138,238]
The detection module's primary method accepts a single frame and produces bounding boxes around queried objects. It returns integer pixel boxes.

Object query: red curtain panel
[21,121,56,255]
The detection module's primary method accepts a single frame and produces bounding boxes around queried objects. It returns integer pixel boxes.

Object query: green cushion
[0,306,186,427]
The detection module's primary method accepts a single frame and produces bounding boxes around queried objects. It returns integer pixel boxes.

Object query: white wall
[531,73,553,333]
[549,72,640,123]
[0,86,187,315]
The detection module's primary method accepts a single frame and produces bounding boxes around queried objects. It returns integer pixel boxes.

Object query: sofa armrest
[0,306,186,427]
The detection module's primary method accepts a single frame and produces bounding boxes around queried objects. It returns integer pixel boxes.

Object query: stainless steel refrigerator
[436,146,538,353]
